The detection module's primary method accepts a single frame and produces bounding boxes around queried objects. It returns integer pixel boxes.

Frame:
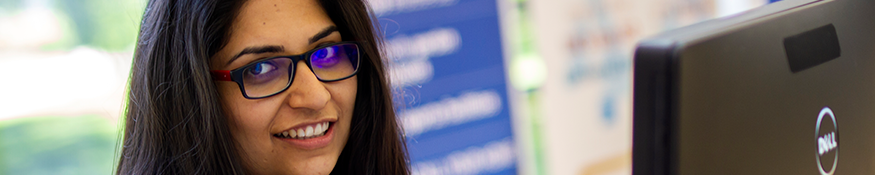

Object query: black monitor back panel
[632,0,875,174]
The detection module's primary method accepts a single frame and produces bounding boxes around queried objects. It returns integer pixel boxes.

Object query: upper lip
[273,118,337,134]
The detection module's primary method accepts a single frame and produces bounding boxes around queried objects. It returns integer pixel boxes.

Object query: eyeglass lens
[241,43,359,98]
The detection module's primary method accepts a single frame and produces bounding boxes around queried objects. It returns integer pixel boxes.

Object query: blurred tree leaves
[0,115,121,175]
[52,0,145,51]
[0,0,24,13]
[0,1,140,174]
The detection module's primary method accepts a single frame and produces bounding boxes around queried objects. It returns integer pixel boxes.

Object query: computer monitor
[632,0,875,174]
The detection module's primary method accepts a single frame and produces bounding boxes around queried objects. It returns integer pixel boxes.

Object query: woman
[117,0,409,174]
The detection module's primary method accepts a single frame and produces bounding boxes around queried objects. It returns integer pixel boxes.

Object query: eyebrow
[225,45,284,67]
[225,26,339,67]
[309,26,338,44]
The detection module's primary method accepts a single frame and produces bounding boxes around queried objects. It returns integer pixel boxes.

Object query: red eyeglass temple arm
[210,70,233,81]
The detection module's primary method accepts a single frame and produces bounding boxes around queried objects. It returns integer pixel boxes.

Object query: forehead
[219,0,334,56]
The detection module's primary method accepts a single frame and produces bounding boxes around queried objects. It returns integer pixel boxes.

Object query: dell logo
[817,132,837,156]
[815,107,838,175]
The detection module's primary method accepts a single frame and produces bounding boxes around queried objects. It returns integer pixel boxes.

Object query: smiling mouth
[273,122,331,139]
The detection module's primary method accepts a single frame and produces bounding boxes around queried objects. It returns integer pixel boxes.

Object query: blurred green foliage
[0,0,144,174]
[0,0,24,11]
[0,0,141,174]
[0,115,121,175]
[52,0,146,51]
[0,0,146,51]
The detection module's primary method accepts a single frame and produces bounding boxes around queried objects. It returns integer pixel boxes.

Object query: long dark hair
[117,0,409,174]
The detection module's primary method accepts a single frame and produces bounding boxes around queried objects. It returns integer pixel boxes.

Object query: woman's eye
[314,46,335,58]
[312,46,341,68]
[241,59,289,86]
[247,61,277,76]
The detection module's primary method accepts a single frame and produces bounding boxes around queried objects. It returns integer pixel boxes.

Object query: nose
[283,61,330,110]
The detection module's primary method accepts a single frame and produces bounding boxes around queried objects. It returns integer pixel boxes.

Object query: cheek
[331,76,358,114]
[328,76,357,142]
[217,84,282,170]
[216,84,275,143]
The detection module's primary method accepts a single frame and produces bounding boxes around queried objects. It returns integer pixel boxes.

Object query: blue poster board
[371,0,517,174]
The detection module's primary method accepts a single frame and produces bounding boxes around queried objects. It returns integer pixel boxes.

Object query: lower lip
[275,123,335,150]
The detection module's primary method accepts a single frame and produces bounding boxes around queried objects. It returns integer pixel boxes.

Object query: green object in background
[0,0,24,12]
[509,0,549,174]
[51,0,146,51]
[0,0,146,52]
[0,115,121,175]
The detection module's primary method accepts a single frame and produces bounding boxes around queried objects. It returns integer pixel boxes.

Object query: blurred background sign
[526,0,764,174]
[370,0,518,174]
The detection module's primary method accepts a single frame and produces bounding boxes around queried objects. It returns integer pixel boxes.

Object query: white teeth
[305,126,314,137]
[278,122,332,139]
[315,124,323,135]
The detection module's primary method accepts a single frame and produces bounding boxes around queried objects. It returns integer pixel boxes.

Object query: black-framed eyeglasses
[211,42,361,99]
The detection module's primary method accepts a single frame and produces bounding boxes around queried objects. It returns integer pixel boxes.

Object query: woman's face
[211,0,356,174]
